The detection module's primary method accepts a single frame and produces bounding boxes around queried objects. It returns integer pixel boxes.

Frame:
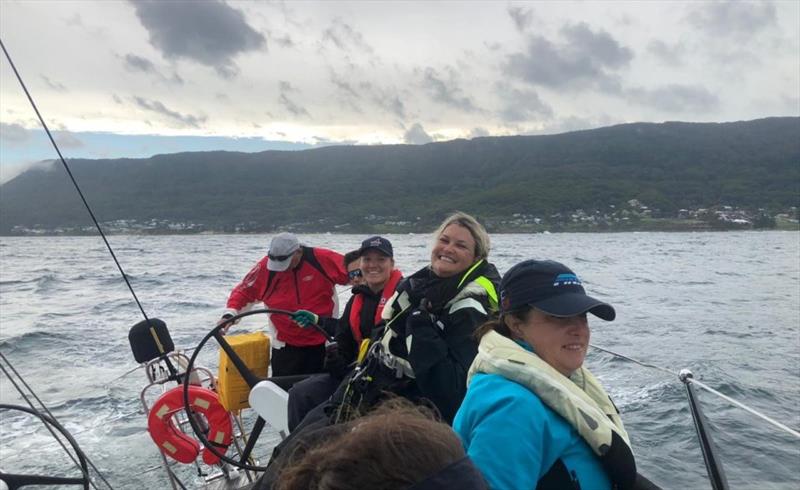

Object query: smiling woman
[371,212,500,423]
[453,259,638,490]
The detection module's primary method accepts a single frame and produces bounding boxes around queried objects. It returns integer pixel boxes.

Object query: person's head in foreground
[275,399,488,490]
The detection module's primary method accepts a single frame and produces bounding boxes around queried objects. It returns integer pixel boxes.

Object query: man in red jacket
[221,233,349,376]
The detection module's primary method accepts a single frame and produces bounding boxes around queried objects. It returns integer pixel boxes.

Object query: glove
[291,309,319,328]
[216,313,238,335]
[323,343,349,378]
[406,308,436,336]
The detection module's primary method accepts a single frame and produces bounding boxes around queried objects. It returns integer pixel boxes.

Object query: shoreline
[2,224,797,237]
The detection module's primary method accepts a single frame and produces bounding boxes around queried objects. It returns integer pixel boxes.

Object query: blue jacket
[453,372,612,490]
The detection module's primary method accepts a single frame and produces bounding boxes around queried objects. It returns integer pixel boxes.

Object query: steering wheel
[0,404,91,490]
[183,308,299,472]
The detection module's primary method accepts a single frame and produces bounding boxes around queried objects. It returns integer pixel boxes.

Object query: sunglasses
[348,269,363,280]
[268,252,293,261]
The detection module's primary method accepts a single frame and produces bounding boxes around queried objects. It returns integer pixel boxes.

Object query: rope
[589,342,800,439]
[0,37,151,326]
[0,350,115,489]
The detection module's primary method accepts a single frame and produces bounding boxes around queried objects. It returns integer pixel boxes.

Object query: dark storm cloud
[627,84,720,113]
[687,1,777,37]
[495,82,553,122]
[128,0,265,78]
[646,40,685,66]
[507,6,534,32]
[422,67,480,112]
[41,75,67,92]
[278,81,310,117]
[131,96,207,128]
[403,123,433,144]
[322,18,374,55]
[505,22,632,90]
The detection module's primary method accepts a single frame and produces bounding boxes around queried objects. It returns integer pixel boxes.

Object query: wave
[0,330,69,352]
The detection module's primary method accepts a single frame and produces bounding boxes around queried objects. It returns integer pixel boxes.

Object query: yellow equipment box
[217,331,270,411]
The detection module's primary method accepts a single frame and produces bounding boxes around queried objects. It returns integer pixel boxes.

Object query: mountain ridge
[2,117,797,234]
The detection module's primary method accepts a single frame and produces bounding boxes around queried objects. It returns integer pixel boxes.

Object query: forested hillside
[1,117,798,234]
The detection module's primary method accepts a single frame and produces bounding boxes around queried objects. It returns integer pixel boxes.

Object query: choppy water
[1,232,798,489]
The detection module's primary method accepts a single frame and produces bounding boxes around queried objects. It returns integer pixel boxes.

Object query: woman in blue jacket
[453,259,637,490]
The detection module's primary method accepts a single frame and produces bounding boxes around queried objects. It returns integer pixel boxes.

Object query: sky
[1,0,798,182]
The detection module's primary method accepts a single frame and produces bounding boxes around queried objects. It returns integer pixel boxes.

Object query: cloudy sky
[1,0,798,182]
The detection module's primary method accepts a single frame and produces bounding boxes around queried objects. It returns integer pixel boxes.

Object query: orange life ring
[147,385,233,465]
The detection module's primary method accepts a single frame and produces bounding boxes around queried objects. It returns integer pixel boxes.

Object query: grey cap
[267,233,301,271]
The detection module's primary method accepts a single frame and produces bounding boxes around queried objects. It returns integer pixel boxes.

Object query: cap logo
[553,273,581,287]
[370,239,382,246]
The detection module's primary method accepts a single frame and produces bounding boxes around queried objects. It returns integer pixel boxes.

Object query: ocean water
[1,232,798,489]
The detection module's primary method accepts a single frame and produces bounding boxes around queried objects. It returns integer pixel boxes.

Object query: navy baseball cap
[358,236,393,258]
[499,260,615,321]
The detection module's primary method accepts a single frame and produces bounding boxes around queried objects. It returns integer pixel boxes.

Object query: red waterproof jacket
[226,247,349,346]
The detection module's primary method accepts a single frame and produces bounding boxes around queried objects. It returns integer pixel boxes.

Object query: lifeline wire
[589,343,800,440]
[0,350,113,490]
[0,37,151,325]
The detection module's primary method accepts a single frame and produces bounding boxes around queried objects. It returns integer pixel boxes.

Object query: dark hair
[343,250,361,267]
[275,399,465,490]
[473,307,533,341]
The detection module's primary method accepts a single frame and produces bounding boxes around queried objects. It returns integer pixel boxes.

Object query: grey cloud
[41,75,67,92]
[322,18,374,55]
[505,23,632,91]
[647,40,685,66]
[469,127,490,138]
[53,131,84,149]
[330,71,407,120]
[561,23,631,68]
[311,136,357,146]
[131,96,207,128]
[330,72,360,99]
[112,94,123,104]
[780,94,800,115]
[496,83,553,122]
[526,114,616,135]
[0,123,32,145]
[329,73,364,114]
[124,54,156,72]
[123,54,185,84]
[65,14,83,27]
[403,123,433,144]
[129,0,265,78]
[422,67,480,112]
[373,93,406,120]
[507,6,534,32]
[687,1,776,37]
[270,33,295,49]
[278,81,310,117]
[627,84,720,112]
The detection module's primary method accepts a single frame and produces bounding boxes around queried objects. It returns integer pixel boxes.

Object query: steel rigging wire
[590,342,800,439]
[0,36,127,490]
